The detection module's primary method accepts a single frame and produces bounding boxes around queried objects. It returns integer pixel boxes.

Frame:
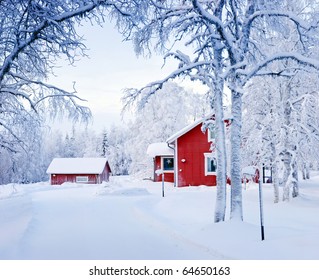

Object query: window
[204,153,217,175]
[76,176,89,183]
[162,157,174,172]
[208,128,216,142]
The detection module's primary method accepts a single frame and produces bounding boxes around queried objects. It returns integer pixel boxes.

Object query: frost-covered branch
[0,120,24,151]
[241,52,319,85]
[123,54,215,111]
[247,10,314,31]
[192,0,236,59]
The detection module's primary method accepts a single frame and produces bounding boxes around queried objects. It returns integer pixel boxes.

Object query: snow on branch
[241,52,319,85]
[246,10,314,31]
[192,0,236,57]
[1,87,36,111]
[31,80,88,106]
[0,120,24,151]
[122,53,215,111]
[297,122,319,143]
[251,70,296,79]
[0,1,110,83]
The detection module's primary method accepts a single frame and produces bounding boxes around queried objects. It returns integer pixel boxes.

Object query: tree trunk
[282,150,291,201]
[291,148,299,198]
[282,149,299,200]
[306,163,310,179]
[230,90,243,221]
[302,162,306,180]
[268,90,280,203]
[272,162,280,203]
[302,162,310,180]
[282,81,299,201]
[213,76,227,223]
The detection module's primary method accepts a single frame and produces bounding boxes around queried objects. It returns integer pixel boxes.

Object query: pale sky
[48,21,180,132]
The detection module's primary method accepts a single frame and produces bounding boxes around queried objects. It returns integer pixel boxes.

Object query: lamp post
[155,169,165,197]
[258,168,265,241]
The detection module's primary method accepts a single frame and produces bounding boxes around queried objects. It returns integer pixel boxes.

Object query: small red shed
[46,158,111,185]
[146,142,175,184]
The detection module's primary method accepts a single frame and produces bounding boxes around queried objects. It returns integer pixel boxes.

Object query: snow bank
[0,184,19,199]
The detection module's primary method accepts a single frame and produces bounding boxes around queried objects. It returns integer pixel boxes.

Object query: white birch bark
[213,75,227,223]
[269,89,280,203]
[230,90,243,220]
[272,161,280,203]
[282,80,299,201]
[291,148,299,198]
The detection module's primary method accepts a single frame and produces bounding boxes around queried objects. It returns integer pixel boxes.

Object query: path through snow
[0,178,223,259]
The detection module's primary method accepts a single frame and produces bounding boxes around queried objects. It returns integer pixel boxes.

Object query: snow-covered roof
[242,166,258,175]
[146,142,174,157]
[166,115,210,144]
[166,110,232,144]
[46,158,109,174]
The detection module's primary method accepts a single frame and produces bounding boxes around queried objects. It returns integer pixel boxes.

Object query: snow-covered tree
[0,149,13,184]
[101,130,109,157]
[0,114,47,183]
[106,125,131,176]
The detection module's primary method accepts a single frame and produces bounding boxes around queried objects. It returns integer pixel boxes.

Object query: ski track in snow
[132,201,232,260]
[1,179,219,260]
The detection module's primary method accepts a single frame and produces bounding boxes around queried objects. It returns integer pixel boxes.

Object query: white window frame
[204,153,217,176]
[161,156,174,173]
[207,128,216,142]
[76,176,89,183]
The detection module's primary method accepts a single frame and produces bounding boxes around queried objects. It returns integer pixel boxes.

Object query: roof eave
[166,117,205,144]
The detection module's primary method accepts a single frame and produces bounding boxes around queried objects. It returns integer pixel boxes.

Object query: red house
[46,158,111,185]
[147,116,228,187]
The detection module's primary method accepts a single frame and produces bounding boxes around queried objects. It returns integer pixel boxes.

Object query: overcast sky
[48,21,180,132]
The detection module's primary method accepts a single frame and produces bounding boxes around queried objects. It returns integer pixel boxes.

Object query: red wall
[50,174,98,185]
[177,123,217,187]
[153,156,174,183]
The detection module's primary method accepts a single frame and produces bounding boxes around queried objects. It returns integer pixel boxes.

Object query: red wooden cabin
[47,158,111,185]
[147,115,230,187]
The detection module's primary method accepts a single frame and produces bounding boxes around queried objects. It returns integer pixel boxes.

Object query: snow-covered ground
[0,174,319,260]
